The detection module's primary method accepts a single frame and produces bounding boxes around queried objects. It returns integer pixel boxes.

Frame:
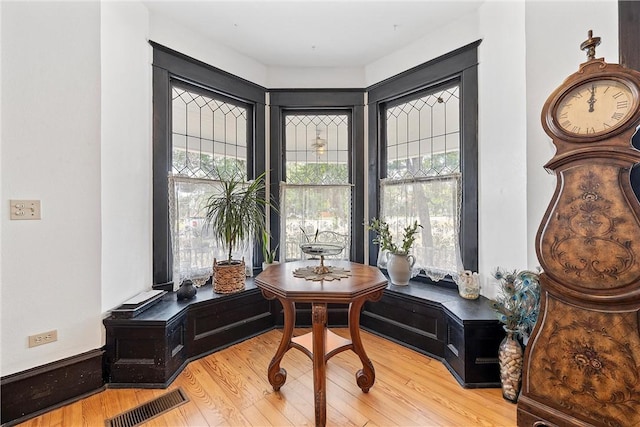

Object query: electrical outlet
[28,330,58,348]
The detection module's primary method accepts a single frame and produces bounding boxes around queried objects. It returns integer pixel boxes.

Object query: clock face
[555,78,635,137]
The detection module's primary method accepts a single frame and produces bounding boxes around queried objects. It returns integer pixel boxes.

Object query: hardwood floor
[18,329,516,426]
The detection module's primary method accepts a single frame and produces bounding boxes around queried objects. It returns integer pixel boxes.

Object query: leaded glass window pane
[172,86,248,180]
[285,114,349,185]
[280,184,351,261]
[382,83,462,280]
[281,113,352,261]
[379,177,460,279]
[169,84,253,287]
[386,85,460,180]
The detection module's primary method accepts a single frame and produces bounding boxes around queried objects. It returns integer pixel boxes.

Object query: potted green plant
[261,229,279,270]
[203,172,272,293]
[367,218,422,286]
[489,267,541,403]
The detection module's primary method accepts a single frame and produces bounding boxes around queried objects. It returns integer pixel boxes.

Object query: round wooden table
[255,261,388,427]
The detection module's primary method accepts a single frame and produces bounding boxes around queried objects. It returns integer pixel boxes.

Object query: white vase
[386,252,416,286]
[457,270,480,299]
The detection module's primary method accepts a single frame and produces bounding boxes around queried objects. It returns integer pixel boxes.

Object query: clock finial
[580,30,601,60]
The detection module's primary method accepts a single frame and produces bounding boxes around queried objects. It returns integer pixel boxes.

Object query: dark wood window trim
[268,90,366,263]
[151,42,266,287]
[367,40,480,280]
[618,1,640,198]
[619,0,640,72]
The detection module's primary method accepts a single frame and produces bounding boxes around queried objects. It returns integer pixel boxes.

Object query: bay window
[269,91,365,263]
[368,41,479,283]
[169,84,253,287]
[280,113,352,261]
[152,43,265,288]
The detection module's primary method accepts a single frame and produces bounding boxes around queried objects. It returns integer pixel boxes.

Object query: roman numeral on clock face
[617,100,629,109]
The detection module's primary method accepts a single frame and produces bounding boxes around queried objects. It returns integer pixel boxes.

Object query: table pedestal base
[266,295,380,426]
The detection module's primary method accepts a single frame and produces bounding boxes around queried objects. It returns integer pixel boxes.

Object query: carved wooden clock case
[517,32,640,427]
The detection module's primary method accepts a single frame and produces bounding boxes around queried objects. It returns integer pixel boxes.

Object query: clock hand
[587,84,596,112]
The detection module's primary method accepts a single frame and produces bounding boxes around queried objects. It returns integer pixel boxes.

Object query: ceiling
[143,1,484,68]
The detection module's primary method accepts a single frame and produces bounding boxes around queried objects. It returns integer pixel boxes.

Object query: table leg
[348,298,375,392]
[311,302,327,427]
[268,298,296,391]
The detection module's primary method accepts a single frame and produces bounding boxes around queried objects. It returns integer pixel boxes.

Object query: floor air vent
[105,388,188,427]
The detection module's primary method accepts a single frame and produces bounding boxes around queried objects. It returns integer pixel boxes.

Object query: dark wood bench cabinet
[103,277,503,389]
[103,279,273,388]
[361,282,503,388]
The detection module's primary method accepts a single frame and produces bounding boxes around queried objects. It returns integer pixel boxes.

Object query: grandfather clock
[518,32,640,426]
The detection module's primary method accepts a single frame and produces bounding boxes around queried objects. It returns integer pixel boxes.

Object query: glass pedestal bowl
[299,242,344,274]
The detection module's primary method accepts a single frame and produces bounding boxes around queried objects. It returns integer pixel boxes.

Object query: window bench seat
[362,280,503,388]
[103,277,502,388]
[103,279,272,388]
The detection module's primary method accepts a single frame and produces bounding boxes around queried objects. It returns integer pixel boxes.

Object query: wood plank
[60,400,83,427]
[338,349,485,426]
[200,352,266,410]
[43,406,63,427]
[98,389,125,421]
[321,364,435,426]
[246,398,296,426]
[336,331,516,426]
[214,344,274,393]
[276,378,333,426]
[263,387,314,426]
[168,376,212,426]
[305,369,398,427]
[14,328,517,427]
[181,360,248,426]
[240,402,277,426]
[288,372,362,427]
[80,391,105,426]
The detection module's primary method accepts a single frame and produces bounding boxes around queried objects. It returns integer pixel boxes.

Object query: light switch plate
[10,200,41,220]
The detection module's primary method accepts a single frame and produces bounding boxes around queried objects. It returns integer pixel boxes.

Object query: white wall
[1,2,102,375]
[365,9,480,86]
[100,1,152,312]
[476,1,528,298]
[267,66,365,88]
[149,11,269,87]
[524,1,618,269]
[364,3,529,298]
[363,0,618,298]
[147,10,366,89]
